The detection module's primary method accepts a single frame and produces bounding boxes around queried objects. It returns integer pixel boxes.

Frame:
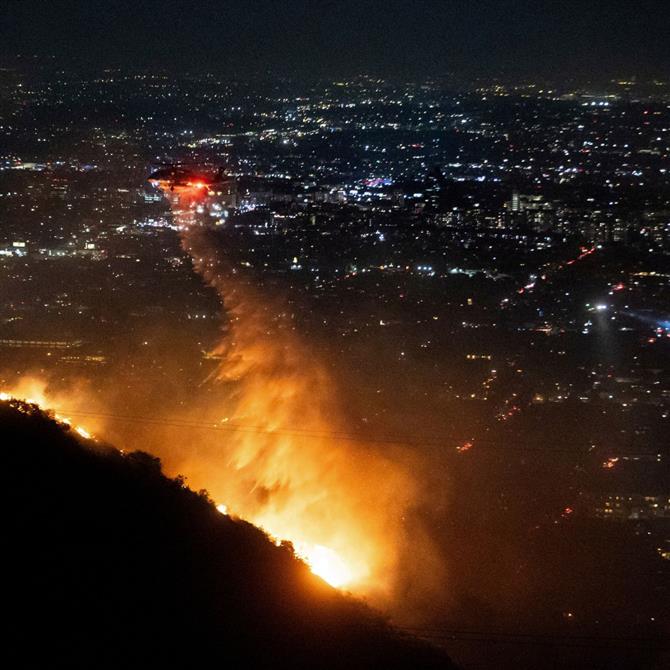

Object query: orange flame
[157,186,428,597]
[0,381,96,442]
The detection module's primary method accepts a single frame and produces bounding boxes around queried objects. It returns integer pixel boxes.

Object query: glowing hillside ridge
[0,389,356,589]
[0,390,96,442]
[214,502,353,587]
[297,542,353,587]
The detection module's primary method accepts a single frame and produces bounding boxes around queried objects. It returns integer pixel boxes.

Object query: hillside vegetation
[2,400,453,669]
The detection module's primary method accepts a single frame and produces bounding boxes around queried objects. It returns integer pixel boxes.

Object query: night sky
[1,0,669,79]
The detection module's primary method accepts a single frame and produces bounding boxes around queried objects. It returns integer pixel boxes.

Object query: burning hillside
[0,183,447,622]
[1,398,453,669]
[153,186,444,604]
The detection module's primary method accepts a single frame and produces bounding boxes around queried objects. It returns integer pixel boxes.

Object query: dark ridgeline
[2,400,453,669]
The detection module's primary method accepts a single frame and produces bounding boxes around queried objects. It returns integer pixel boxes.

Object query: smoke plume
[162,189,445,609]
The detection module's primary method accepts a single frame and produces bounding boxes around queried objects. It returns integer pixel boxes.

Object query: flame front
[297,543,353,588]
[0,379,97,442]
[0,384,353,587]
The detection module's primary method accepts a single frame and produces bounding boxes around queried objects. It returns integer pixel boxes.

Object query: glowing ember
[216,503,229,515]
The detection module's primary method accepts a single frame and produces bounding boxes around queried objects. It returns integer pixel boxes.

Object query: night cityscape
[1,2,669,668]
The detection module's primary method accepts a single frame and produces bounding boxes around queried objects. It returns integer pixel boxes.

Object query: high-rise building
[505,192,555,231]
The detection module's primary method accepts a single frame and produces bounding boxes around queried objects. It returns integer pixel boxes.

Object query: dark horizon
[1,0,669,81]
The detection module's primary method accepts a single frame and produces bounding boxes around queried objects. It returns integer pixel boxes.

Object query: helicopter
[147,164,228,191]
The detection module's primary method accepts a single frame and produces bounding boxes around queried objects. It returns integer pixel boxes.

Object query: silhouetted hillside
[2,400,454,669]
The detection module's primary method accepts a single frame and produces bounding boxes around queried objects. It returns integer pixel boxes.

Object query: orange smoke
[164,186,427,598]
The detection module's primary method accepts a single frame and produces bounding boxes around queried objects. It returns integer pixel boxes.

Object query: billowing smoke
[161,188,446,609]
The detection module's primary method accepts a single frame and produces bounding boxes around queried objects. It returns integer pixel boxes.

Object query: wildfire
[2,382,360,588]
[217,499,354,587]
[0,184,442,610]
[1,379,366,590]
[75,426,92,439]
[297,543,353,588]
[0,383,96,442]
[155,184,422,599]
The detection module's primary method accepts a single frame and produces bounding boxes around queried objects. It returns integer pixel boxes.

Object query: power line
[394,626,668,648]
[4,398,656,456]
[39,405,640,455]
[358,622,670,650]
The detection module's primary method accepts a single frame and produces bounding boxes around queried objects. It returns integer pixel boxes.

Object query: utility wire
[394,626,668,647]
[38,405,651,456]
